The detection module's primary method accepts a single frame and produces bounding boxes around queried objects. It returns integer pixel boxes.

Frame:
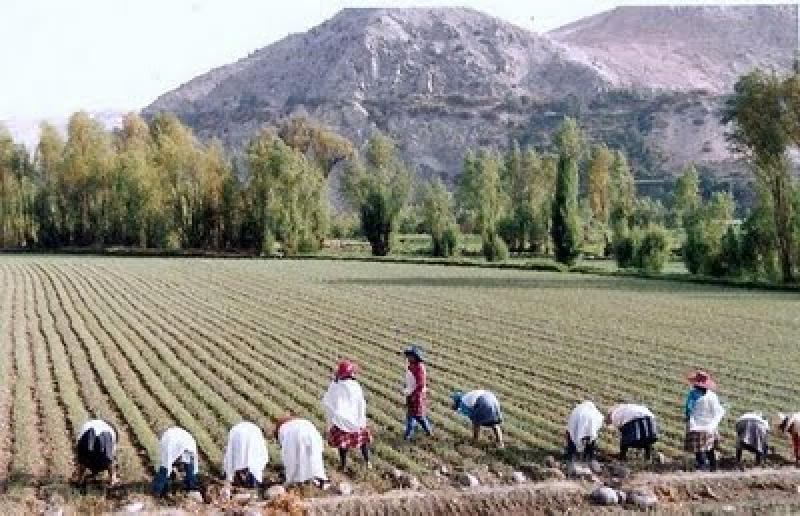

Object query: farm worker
[735,412,769,466]
[606,403,658,460]
[321,360,372,470]
[450,389,505,448]
[152,427,199,497]
[776,412,800,466]
[223,421,268,488]
[684,370,725,471]
[565,401,603,461]
[402,344,434,440]
[274,416,329,488]
[72,418,119,487]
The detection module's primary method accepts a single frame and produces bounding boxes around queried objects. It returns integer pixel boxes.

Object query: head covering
[335,360,357,380]
[273,415,295,439]
[451,390,464,410]
[687,370,716,390]
[403,344,424,362]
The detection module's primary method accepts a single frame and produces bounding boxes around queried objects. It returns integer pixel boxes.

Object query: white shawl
[77,419,116,444]
[609,404,654,428]
[223,422,269,483]
[688,391,725,433]
[159,427,198,474]
[278,419,327,485]
[322,379,367,433]
[567,401,603,452]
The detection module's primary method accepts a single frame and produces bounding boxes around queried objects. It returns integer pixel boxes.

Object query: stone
[186,491,204,503]
[438,464,450,476]
[233,492,253,503]
[266,485,287,499]
[544,455,559,469]
[607,462,631,479]
[631,490,658,509]
[544,467,566,480]
[589,460,604,474]
[43,510,64,516]
[123,502,145,513]
[512,471,527,484]
[457,472,480,488]
[567,461,594,480]
[337,482,353,496]
[590,486,619,506]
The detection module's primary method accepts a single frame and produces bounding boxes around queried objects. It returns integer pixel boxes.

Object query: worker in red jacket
[402,344,433,440]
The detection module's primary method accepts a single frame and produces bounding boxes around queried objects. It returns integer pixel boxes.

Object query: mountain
[143,6,798,202]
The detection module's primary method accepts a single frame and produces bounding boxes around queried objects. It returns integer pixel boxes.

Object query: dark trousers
[152,459,199,496]
[695,450,717,471]
[736,444,764,465]
[565,434,596,461]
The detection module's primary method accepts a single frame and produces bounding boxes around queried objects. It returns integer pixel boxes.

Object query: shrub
[482,234,509,262]
[613,234,637,269]
[433,224,460,258]
[634,227,669,274]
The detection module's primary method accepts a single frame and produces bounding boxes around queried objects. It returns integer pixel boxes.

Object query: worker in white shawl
[72,418,118,487]
[565,401,604,461]
[275,417,329,488]
[684,371,725,471]
[735,412,770,466]
[321,360,372,470]
[223,421,269,487]
[153,427,199,496]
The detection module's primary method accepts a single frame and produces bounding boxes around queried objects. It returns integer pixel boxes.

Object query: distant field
[0,256,797,492]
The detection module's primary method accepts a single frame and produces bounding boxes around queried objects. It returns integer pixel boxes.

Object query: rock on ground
[590,486,619,506]
[608,462,631,479]
[567,461,594,480]
[266,485,287,499]
[544,456,560,469]
[512,471,527,484]
[337,482,353,496]
[630,489,658,509]
[589,460,604,474]
[457,472,480,488]
[122,502,145,513]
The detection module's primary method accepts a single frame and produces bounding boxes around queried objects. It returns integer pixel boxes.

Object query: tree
[33,122,65,247]
[420,177,459,257]
[672,164,700,226]
[550,117,583,265]
[587,143,613,224]
[341,132,411,256]
[682,192,735,275]
[609,150,635,230]
[278,116,354,176]
[722,70,796,282]
[458,149,508,261]
[246,128,328,256]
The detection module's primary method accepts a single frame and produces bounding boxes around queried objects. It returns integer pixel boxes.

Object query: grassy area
[0,256,797,496]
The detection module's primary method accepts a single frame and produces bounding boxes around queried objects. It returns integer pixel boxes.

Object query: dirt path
[308,468,800,515]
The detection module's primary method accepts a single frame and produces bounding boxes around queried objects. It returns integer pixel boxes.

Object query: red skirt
[407,391,427,418]
[328,425,372,449]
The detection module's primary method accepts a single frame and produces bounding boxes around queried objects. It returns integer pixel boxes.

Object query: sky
[0,0,794,119]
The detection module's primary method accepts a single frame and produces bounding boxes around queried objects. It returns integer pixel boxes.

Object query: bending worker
[72,418,119,487]
[223,421,268,488]
[153,426,200,496]
[607,403,659,461]
[565,401,603,461]
[275,416,329,488]
[451,389,505,448]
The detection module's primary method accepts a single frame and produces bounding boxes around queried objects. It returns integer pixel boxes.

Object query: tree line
[1,65,799,283]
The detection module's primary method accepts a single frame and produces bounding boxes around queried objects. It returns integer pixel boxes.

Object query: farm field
[0,256,798,498]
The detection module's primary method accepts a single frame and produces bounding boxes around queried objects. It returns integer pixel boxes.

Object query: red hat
[336,360,358,380]
[688,370,716,390]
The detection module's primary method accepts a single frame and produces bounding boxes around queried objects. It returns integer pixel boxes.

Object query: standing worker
[606,403,659,460]
[735,412,769,466]
[565,401,604,461]
[322,360,372,471]
[223,421,269,488]
[777,412,800,466]
[402,344,433,440]
[275,416,329,488]
[451,389,505,448]
[684,371,725,471]
[153,427,200,497]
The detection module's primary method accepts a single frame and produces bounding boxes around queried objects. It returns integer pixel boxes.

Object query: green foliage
[635,226,669,274]
[482,233,509,262]
[550,117,583,265]
[342,132,411,256]
[458,149,507,261]
[609,150,635,230]
[682,192,736,276]
[420,178,459,257]
[672,164,700,227]
[587,143,613,223]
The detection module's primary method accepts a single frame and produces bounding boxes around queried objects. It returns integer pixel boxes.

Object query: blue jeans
[404,416,433,440]
[565,436,596,461]
[152,459,199,496]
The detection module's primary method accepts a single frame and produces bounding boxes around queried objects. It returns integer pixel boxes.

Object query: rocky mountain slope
[143,5,798,196]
